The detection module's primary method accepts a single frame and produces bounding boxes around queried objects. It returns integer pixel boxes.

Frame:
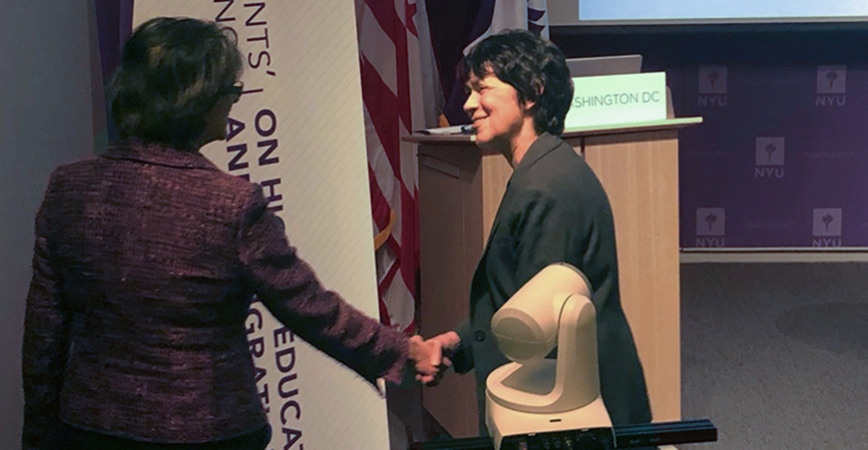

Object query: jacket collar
[483,133,561,251]
[512,132,560,174]
[101,140,218,170]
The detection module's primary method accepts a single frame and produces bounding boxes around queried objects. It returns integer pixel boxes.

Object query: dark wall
[551,23,868,67]
[552,24,868,249]
[1,1,96,444]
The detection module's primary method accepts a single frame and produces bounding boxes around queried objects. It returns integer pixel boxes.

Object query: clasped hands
[407,331,461,386]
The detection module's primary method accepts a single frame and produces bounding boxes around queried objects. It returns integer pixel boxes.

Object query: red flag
[356,0,441,333]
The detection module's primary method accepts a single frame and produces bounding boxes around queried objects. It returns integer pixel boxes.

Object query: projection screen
[549,1,868,26]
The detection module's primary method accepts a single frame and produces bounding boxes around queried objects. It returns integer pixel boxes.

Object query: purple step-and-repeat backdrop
[671,64,868,249]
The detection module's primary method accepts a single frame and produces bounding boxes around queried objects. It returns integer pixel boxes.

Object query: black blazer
[22,142,408,448]
[452,133,652,430]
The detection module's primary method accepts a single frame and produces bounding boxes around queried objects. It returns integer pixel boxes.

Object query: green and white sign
[565,72,667,129]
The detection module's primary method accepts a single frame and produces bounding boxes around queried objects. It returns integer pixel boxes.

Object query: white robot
[485,263,613,450]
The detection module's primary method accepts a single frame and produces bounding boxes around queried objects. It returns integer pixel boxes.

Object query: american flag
[356,0,440,333]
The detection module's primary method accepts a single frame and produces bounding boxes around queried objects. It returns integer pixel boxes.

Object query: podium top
[404,117,702,145]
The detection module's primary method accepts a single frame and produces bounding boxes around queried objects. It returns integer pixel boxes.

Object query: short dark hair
[463,29,573,136]
[109,17,243,150]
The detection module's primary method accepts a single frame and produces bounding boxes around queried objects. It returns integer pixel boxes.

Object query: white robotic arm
[489,262,584,365]
[486,263,613,449]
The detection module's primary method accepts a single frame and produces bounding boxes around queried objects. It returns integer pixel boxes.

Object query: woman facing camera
[22,17,440,450]
[430,29,652,437]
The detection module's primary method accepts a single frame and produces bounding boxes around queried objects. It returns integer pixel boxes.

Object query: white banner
[132,1,388,449]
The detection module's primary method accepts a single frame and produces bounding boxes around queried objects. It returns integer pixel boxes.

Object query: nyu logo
[812,208,843,247]
[698,66,728,107]
[816,65,846,107]
[754,137,785,178]
[696,207,725,247]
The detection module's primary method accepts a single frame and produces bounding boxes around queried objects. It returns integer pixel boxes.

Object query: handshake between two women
[406,331,462,386]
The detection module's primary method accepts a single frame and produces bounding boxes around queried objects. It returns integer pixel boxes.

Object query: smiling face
[463,69,538,165]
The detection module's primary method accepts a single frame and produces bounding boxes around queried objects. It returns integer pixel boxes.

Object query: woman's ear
[523,86,543,112]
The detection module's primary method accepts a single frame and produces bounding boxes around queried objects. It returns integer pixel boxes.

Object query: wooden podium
[405,117,701,438]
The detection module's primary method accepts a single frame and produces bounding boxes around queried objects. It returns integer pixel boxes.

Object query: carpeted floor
[389,262,868,449]
[681,263,868,450]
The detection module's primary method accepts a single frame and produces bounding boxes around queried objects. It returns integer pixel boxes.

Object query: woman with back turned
[22,17,440,450]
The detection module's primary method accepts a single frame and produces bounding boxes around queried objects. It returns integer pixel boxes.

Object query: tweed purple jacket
[22,142,409,448]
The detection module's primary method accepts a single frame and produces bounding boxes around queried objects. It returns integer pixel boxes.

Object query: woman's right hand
[425,331,461,386]
[407,335,443,384]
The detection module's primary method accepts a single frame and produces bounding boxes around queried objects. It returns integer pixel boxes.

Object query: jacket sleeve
[22,180,70,450]
[451,317,475,374]
[237,187,409,386]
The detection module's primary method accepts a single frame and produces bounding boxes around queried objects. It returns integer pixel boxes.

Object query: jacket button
[474,330,486,342]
